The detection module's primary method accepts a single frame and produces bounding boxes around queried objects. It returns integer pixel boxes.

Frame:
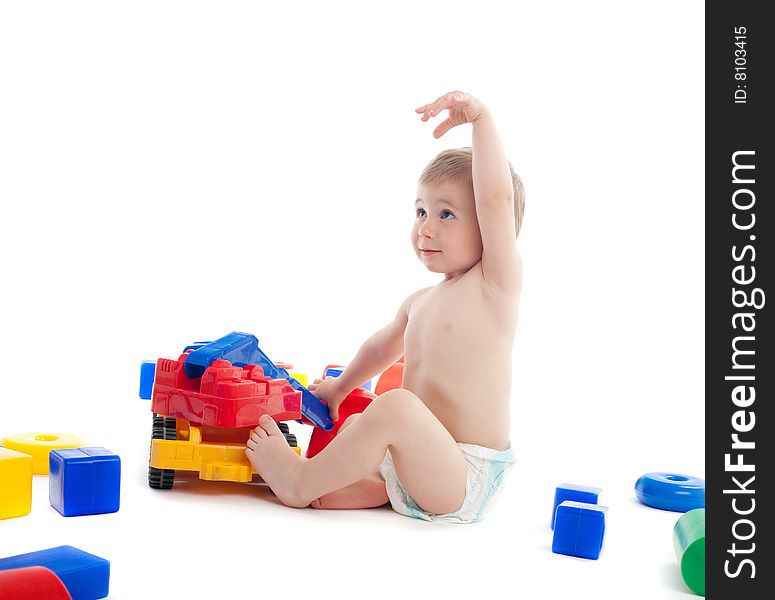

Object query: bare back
[402,260,519,451]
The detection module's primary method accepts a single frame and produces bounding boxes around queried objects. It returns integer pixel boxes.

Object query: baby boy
[246,90,525,523]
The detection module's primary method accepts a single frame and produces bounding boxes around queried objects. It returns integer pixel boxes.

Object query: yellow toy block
[1,433,86,474]
[289,372,308,387]
[0,448,33,519]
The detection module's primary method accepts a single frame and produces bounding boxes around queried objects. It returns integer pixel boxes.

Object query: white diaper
[378,442,516,524]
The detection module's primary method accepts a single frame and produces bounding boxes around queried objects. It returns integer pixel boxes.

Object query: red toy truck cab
[148,351,301,489]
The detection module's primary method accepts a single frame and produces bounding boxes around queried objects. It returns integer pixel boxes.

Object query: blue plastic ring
[634,472,705,512]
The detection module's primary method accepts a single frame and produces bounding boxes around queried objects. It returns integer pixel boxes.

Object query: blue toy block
[182,331,334,430]
[49,448,121,517]
[551,482,602,529]
[183,331,259,377]
[0,545,110,600]
[324,366,372,391]
[139,360,156,399]
[552,501,608,560]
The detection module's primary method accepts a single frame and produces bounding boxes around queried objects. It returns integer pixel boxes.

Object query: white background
[0,1,704,598]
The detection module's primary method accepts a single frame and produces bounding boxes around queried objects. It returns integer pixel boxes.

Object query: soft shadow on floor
[658,562,696,597]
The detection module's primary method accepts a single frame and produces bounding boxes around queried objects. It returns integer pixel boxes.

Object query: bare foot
[311,476,389,509]
[245,415,310,508]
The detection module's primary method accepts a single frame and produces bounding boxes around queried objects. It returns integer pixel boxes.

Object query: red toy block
[306,387,376,458]
[151,353,302,428]
[0,566,72,600]
[374,357,404,395]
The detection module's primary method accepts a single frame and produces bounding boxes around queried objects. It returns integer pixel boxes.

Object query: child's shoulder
[390,286,434,327]
[403,285,434,310]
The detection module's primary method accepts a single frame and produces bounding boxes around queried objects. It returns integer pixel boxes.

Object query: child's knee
[339,413,360,432]
[370,388,424,422]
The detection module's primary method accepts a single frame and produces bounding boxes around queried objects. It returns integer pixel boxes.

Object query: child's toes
[259,414,283,436]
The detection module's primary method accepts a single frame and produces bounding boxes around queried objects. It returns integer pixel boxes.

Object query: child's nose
[419,221,434,238]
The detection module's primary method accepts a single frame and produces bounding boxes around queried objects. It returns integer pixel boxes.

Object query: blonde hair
[418,147,525,237]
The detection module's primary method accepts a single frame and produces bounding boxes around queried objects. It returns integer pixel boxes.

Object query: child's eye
[416,208,427,218]
[441,210,454,220]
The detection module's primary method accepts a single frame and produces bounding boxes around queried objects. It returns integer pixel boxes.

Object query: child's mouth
[420,249,441,256]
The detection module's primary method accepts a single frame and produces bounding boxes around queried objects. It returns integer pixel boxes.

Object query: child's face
[413,179,483,279]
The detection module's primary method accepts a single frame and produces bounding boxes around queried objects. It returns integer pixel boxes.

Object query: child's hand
[308,376,349,421]
[415,91,488,138]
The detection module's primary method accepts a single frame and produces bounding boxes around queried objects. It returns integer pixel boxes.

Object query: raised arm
[416,91,521,292]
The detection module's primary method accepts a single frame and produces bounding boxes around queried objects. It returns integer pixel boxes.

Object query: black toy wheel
[276,422,296,447]
[148,466,175,490]
[148,415,176,490]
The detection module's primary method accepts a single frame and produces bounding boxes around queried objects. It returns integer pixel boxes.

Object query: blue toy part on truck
[139,360,156,399]
[182,332,334,431]
[324,366,371,391]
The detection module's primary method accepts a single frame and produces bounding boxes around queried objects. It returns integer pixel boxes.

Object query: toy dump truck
[148,332,333,489]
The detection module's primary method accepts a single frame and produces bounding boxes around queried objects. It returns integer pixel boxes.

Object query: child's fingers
[419,100,457,122]
[418,97,446,119]
[433,118,454,138]
[429,91,460,111]
[418,92,469,127]
[420,106,441,122]
[436,92,467,112]
[328,399,342,421]
[419,92,466,111]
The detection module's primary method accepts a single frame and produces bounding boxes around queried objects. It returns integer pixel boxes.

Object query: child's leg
[310,414,389,509]
[245,389,467,514]
[310,473,388,509]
